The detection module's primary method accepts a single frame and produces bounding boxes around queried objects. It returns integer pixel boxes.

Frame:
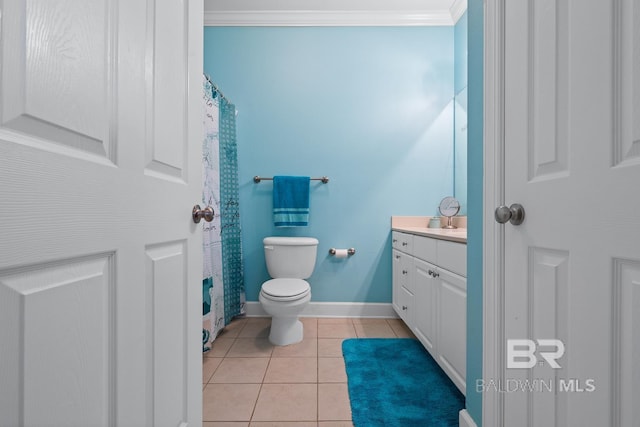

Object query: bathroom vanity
[391,216,467,395]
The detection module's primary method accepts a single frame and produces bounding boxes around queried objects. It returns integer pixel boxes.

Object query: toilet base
[269,317,303,346]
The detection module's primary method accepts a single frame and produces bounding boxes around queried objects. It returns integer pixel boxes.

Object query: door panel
[146,241,188,426]
[614,0,640,166]
[527,0,569,181]
[502,0,640,426]
[1,0,113,160]
[0,0,203,425]
[612,259,640,427]
[528,248,569,427]
[146,0,188,181]
[0,255,114,426]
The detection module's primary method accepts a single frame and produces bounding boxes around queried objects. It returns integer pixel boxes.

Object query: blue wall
[204,27,456,303]
[467,1,484,425]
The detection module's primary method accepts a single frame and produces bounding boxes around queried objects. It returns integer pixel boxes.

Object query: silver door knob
[192,205,214,223]
[494,203,525,225]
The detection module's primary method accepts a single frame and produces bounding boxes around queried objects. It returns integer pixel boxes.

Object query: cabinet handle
[428,269,434,276]
[393,239,398,243]
[433,271,440,278]
[402,305,408,310]
[402,270,408,275]
[402,242,408,246]
[395,255,401,259]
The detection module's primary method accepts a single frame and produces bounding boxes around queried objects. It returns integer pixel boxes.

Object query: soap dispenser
[428,211,441,228]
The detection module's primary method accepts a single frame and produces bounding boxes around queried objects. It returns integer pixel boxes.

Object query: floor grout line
[203,316,415,425]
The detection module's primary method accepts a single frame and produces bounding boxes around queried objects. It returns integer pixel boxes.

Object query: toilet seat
[261,278,310,302]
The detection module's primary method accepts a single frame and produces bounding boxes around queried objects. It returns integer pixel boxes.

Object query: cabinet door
[392,249,414,325]
[392,249,403,315]
[436,268,467,394]
[413,258,438,354]
[400,252,414,294]
[396,284,414,326]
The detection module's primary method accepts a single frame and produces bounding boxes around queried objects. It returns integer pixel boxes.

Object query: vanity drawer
[392,231,414,253]
[413,235,437,264]
[437,240,467,277]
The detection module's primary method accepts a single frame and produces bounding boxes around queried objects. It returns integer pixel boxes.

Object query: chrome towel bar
[254,176,329,184]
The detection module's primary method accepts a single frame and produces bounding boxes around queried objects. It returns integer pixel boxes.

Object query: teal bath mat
[342,338,464,427]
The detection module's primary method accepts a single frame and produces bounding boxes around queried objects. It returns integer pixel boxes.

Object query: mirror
[439,196,460,229]
[453,86,468,215]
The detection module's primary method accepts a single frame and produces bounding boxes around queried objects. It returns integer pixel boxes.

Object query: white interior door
[487,0,640,426]
[0,1,203,426]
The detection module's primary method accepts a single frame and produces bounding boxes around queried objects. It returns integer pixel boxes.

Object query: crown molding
[204,9,464,27]
[450,0,468,23]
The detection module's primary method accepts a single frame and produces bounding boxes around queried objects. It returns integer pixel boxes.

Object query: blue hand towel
[273,176,310,227]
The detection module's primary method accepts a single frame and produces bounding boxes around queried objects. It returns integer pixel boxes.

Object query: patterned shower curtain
[202,76,245,350]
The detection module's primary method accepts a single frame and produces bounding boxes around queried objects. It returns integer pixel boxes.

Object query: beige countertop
[391,216,467,244]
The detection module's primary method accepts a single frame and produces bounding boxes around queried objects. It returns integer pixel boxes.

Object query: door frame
[482,0,505,426]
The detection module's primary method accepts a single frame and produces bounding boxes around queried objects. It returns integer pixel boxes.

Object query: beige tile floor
[202,316,414,427]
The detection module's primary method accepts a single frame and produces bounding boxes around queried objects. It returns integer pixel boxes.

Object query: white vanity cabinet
[391,230,467,394]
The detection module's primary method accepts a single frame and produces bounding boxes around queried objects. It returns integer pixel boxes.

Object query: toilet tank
[263,237,319,279]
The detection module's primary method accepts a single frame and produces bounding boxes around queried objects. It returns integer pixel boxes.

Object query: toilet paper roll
[333,249,349,259]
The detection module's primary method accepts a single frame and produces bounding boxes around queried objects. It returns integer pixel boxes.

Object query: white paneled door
[0,1,203,426]
[491,0,640,426]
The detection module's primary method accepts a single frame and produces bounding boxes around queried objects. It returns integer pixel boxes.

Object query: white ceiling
[204,0,467,26]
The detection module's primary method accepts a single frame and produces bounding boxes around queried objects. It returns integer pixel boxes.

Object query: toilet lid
[262,278,310,300]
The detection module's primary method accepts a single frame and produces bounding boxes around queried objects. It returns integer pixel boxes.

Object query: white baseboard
[459,409,478,427]
[244,301,398,318]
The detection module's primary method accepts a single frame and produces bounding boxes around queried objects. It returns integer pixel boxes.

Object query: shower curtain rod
[204,73,233,105]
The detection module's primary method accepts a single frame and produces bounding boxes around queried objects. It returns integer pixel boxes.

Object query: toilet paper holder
[329,248,356,256]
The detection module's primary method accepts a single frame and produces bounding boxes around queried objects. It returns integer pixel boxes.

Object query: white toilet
[259,236,318,346]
